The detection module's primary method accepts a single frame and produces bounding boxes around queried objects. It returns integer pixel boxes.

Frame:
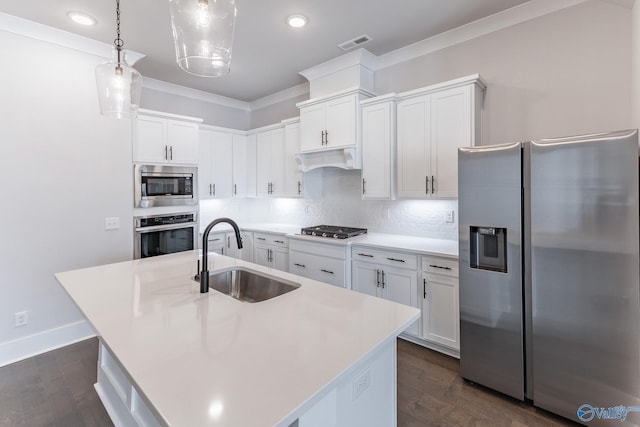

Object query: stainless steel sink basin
[195,267,300,303]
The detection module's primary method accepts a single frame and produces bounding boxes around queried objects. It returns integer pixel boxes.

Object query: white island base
[55,251,418,427]
[95,336,398,427]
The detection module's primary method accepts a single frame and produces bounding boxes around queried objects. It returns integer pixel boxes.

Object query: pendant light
[168,0,237,77]
[95,0,142,118]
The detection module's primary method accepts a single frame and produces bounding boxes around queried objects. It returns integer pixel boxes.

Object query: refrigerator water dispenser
[470,226,507,272]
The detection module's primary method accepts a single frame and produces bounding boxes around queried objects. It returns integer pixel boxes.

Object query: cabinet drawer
[422,256,458,277]
[351,246,418,270]
[290,251,346,287]
[290,239,347,260]
[254,232,289,248]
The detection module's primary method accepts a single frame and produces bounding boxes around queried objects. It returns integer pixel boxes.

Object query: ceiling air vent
[338,34,372,51]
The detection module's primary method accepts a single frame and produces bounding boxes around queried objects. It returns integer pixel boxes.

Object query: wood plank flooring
[0,338,580,426]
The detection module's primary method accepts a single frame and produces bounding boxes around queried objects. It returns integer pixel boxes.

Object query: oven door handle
[135,222,197,233]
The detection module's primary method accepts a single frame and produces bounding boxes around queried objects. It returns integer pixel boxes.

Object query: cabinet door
[271,247,289,272]
[300,104,325,152]
[198,130,214,200]
[324,94,356,149]
[210,131,233,198]
[245,134,257,197]
[133,115,166,163]
[269,128,285,197]
[397,95,430,198]
[256,131,272,197]
[232,135,247,197]
[253,246,271,268]
[352,261,380,298]
[284,122,303,197]
[225,231,252,261]
[362,101,393,199]
[422,273,459,349]
[167,120,198,164]
[430,85,472,198]
[383,266,419,336]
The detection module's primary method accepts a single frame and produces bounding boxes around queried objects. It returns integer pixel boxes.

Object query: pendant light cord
[114,0,124,72]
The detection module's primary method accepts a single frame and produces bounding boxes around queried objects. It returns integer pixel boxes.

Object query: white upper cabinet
[283,119,304,197]
[256,126,285,197]
[199,129,233,199]
[297,90,372,153]
[360,95,396,200]
[396,75,485,199]
[232,134,247,198]
[133,109,201,165]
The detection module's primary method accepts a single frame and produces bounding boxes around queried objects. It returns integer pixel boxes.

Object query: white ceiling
[0,0,533,102]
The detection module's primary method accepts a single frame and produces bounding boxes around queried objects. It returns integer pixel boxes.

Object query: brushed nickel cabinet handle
[294,263,306,268]
[358,253,374,258]
[386,257,405,263]
[431,175,435,194]
[429,264,452,271]
[321,269,334,275]
[425,176,429,194]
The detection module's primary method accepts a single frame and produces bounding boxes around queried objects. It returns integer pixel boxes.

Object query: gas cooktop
[300,225,367,239]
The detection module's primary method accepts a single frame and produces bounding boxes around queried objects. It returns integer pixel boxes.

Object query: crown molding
[249,83,310,111]
[377,0,590,70]
[142,77,251,111]
[0,12,145,64]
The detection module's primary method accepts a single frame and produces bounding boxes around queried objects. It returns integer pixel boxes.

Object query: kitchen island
[55,251,419,427]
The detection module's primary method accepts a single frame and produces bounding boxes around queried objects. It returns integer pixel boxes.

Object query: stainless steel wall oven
[134,212,198,259]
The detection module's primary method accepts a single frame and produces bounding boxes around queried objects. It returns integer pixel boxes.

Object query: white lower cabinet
[421,255,460,350]
[206,232,226,255]
[289,239,348,288]
[253,232,288,271]
[225,230,253,262]
[351,247,419,336]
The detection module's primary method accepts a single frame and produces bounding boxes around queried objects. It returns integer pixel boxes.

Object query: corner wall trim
[0,320,96,367]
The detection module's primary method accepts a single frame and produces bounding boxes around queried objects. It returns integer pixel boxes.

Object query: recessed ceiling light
[67,11,97,26]
[286,14,307,28]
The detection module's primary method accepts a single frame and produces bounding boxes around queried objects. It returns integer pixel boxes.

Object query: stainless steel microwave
[134,164,198,208]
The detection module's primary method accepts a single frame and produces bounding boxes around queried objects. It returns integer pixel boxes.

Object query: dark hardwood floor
[0,338,580,426]
[397,339,579,427]
[0,338,112,427]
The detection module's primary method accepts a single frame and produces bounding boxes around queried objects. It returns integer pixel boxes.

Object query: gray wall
[250,93,309,129]
[376,1,632,145]
[141,87,251,130]
[0,31,133,364]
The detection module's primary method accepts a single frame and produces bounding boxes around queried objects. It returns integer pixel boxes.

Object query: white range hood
[295,147,360,172]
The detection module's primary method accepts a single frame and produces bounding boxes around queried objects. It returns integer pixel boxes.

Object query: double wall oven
[133,164,199,259]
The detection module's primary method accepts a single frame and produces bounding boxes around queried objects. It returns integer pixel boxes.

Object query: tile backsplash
[200,168,458,241]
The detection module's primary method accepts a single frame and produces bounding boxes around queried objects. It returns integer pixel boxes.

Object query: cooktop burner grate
[300,225,368,239]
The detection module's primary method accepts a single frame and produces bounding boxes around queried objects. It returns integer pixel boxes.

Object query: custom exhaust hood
[295,146,360,172]
[295,49,377,171]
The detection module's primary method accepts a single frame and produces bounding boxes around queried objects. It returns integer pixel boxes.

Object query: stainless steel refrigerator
[458,130,640,426]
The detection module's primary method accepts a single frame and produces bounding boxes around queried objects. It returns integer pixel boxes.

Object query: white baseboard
[0,320,96,367]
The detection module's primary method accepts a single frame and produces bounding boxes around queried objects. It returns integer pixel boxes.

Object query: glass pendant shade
[95,48,142,118]
[169,0,237,77]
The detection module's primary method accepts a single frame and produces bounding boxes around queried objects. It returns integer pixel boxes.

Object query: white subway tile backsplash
[200,168,458,241]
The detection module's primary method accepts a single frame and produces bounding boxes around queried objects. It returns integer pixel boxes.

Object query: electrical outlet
[445,210,455,223]
[14,311,28,327]
[105,217,120,230]
[352,368,371,401]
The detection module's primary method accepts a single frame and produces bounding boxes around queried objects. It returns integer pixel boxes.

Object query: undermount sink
[194,267,300,303]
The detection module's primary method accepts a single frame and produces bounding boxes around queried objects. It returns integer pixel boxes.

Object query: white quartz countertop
[55,252,419,427]
[199,222,458,258]
[287,232,458,258]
